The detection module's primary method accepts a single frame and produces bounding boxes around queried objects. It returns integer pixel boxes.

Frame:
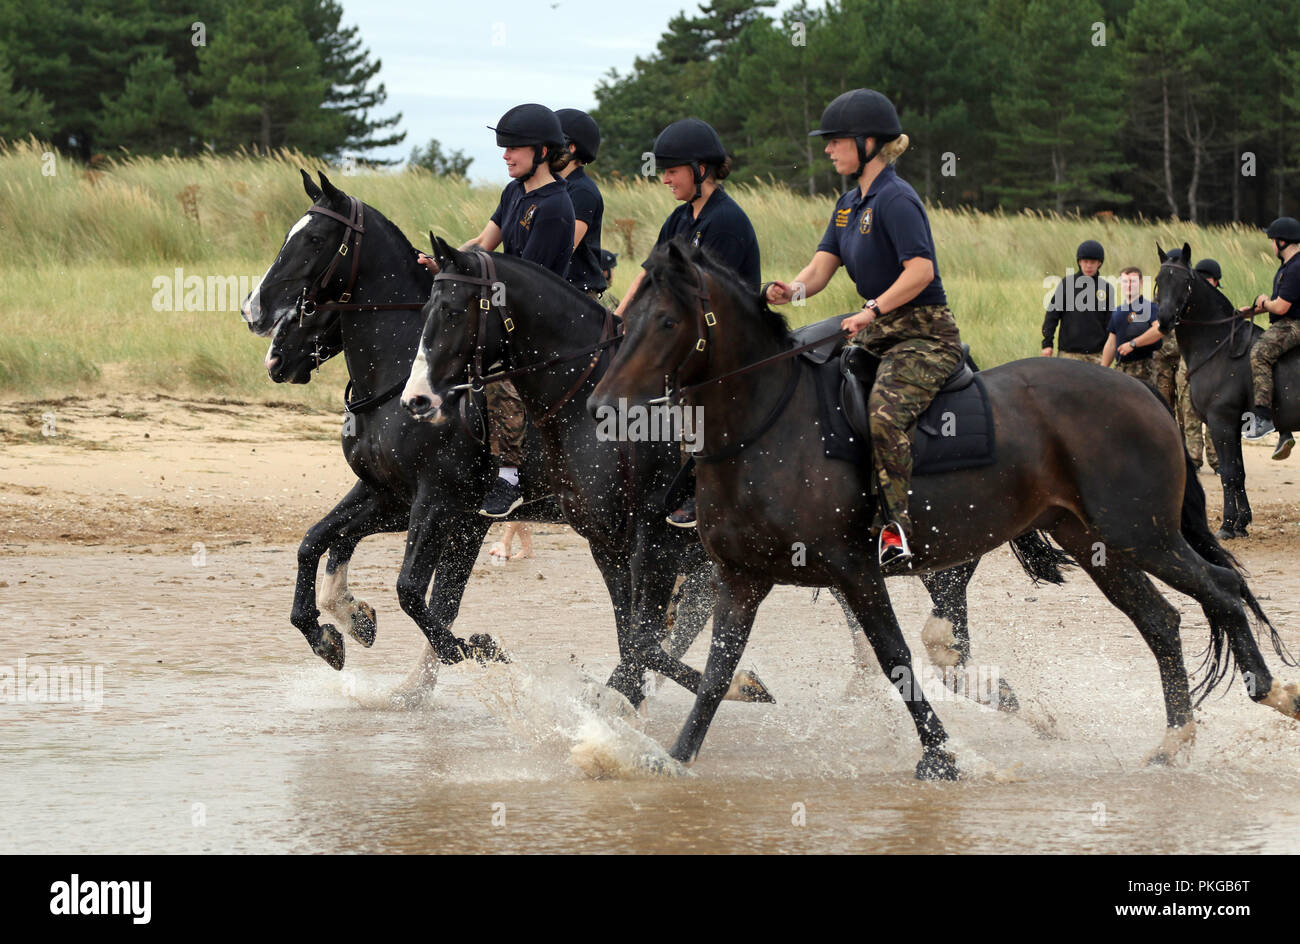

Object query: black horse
[242,171,533,674]
[1154,243,1300,539]
[404,238,1077,711]
[589,239,1299,778]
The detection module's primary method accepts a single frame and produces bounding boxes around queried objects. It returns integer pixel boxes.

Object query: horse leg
[919,561,1019,712]
[839,568,959,780]
[1049,519,1195,765]
[668,568,773,765]
[318,500,410,648]
[1209,418,1250,538]
[660,563,713,660]
[291,481,397,670]
[395,493,484,664]
[395,512,496,700]
[1119,528,1300,724]
[590,545,648,707]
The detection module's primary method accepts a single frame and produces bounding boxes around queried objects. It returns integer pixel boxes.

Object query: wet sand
[3,395,1300,853]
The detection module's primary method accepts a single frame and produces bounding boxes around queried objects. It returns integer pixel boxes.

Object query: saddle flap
[791,312,850,364]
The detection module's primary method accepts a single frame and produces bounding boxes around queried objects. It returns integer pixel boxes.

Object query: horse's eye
[661,317,677,329]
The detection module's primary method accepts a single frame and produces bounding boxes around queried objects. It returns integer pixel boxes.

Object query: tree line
[592,0,1300,223]
[0,0,405,163]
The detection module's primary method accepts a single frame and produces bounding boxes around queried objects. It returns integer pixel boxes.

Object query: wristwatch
[865,298,880,314]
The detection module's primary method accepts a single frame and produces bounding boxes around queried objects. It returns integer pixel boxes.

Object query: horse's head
[241,170,361,340]
[1154,240,1195,331]
[402,235,502,423]
[589,238,726,413]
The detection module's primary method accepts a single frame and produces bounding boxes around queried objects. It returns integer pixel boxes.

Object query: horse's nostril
[406,395,431,414]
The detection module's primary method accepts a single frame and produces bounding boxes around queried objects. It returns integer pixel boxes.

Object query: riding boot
[1245,404,1276,441]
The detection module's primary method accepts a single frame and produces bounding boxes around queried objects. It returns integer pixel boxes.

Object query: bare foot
[488,541,509,559]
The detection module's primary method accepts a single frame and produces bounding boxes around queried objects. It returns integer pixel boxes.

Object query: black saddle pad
[810,357,995,475]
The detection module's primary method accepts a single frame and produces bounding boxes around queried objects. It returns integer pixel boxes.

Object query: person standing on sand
[1041,240,1113,364]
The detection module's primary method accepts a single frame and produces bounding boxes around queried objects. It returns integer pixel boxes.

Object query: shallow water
[4,536,1300,854]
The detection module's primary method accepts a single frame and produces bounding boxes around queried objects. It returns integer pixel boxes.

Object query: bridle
[432,250,620,426]
[647,263,845,462]
[1159,260,1254,379]
[295,196,426,321]
[281,196,428,415]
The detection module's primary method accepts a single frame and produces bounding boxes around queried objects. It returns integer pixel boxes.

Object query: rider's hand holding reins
[841,306,877,336]
[416,252,439,274]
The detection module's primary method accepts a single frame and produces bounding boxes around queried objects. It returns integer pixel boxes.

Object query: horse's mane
[489,249,607,313]
[641,237,789,345]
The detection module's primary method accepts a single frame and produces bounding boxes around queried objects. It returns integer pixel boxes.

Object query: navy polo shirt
[817,165,946,307]
[1108,297,1162,361]
[563,167,607,293]
[1270,254,1300,322]
[489,178,575,278]
[648,185,761,290]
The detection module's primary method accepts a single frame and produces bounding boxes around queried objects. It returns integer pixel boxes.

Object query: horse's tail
[1008,531,1075,585]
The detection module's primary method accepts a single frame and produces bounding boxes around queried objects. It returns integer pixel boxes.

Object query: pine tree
[98,51,194,154]
[198,0,340,153]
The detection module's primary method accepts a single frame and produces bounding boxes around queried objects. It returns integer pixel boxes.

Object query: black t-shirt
[648,186,761,290]
[1270,255,1300,322]
[489,178,575,277]
[563,167,606,293]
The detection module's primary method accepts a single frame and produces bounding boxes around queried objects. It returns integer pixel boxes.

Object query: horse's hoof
[1215,527,1235,541]
[723,668,776,704]
[915,747,960,781]
[348,602,377,648]
[466,633,510,664]
[311,624,345,671]
[994,678,1020,713]
[1261,681,1300,720]
[639,753,689,777]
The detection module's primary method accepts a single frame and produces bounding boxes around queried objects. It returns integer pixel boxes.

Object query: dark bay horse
[1154,243,1300,539]
[588,239,1299,778]
[402,239,1073,711]
[242,171,528,674]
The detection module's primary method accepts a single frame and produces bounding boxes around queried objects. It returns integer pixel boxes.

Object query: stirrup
[878,521,913,566]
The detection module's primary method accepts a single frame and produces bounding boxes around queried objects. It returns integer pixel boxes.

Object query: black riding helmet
[652,118,727,202]
[1076,239,1105,263]
[488,103,564,181]
[1266,216,1300,256]
[1194,258,1222,282]
[808,88,902,177]
[599,248,617,271]
[556,108,600,164]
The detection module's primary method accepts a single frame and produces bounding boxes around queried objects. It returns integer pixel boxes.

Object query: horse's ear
[301,169,322,201]
[1181,242,1191,264]
[1157,244,1167,263]
[318,171,344,205]
[430,234,464,270]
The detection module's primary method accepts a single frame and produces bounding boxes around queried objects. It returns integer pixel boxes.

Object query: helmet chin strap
[518,144,545,183]
[690,161,705,202]
[852,136,883,178]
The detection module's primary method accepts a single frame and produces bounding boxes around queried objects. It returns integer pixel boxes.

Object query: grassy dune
[0,138,1285,404]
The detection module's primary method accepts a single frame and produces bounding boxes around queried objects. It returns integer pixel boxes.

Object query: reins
[654,263,843,461]
[434,251,622,427]
[1163,262,1256,380]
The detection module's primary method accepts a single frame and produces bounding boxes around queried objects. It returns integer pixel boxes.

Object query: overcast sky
[343,0,801,183]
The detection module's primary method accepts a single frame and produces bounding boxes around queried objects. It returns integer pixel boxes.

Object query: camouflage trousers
[486,379,526,467]
[848,303,964,537]
[1118,357,1158,387]
[1251,318,1300,407]
[1153,333,1179,409]
[1057,350,1103,366]
[1176,359,1217,470]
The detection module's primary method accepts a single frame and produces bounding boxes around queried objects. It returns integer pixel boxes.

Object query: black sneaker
[1244,406,1275,441]
[479,477,523,518]
[1273,432,1295,461]
[666,495,697,529]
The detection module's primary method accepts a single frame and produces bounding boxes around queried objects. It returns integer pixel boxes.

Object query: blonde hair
[879,133,910,165]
